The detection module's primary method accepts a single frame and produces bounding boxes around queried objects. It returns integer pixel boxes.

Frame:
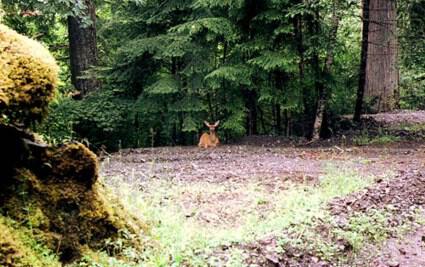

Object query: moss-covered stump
[0,124,35,177]
[0,24,58,126]
[0,24,144,265]
[47,143,99,187]
[0,139,143,263]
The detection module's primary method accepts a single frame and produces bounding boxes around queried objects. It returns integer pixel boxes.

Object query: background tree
[311,0,342,141]
[363,0,398,113]
[68,0,100,95]
[354,0,370,121]
[397,0,425,109]
[5,0,424,149]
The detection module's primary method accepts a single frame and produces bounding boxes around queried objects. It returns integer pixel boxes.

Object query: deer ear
[214,120,220,127]
[204,121,210,127]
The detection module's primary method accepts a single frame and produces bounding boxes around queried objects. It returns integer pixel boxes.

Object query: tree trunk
[311,87,326,140]
[68,0,99,96]
[311,2,340,141]
[354,0,371,121]
[245,90,258,135]
[275,104,282,135]
[293,13,309,136]
[284,110,291,137]
[363,0,398,112]
[258,106,266,133]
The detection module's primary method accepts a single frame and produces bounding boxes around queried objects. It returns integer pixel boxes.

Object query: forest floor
[100,112,425,267]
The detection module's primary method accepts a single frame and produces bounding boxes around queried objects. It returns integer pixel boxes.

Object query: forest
[0,0,425,266]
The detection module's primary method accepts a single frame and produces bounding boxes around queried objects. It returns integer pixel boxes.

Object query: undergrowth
[77,159,425,267]
[0,215,60,267]
[353,134,401,146]
[91,165,384,266]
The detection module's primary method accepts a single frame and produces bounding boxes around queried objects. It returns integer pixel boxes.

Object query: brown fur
[198,121,220,148]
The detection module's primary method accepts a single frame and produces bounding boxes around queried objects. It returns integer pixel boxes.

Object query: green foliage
[353,134,401,146]
[2,0,93,23]
[248,50,297,72]
[398,1,425,110]
[399,69,425,109]
[40,89,133,149]
[8,0,424,147]
[333,210,392,252]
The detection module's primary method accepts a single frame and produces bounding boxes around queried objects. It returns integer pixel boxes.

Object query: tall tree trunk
[311,2,340,141]
[293,13,308,136]
[284,110,291,137]
[258,106,266,133]
[275,104,282,135]
[363,0,398,112]
[354,0,371,121]
[68,0,99,96]
[245,89,258,135]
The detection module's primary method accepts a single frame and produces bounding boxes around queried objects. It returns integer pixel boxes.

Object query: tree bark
[354,0,371,121]
[244,89,258,135]
[293,13,308,136]
[363,0,398,112]
[284,110,291,137]
[275,104,282,135]
[68,0,99,96]
[258,106,266,133]
[311,2,340,141]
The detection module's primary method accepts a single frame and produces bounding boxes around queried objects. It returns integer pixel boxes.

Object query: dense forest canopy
[1,0,425,149]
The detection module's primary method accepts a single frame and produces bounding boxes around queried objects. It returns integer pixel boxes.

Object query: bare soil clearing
[340,110,425,125]
[101,142,425,266]
[329,170,425,267]
[374,227,425,267]
[362,110,425,125]
[101,145,424,185]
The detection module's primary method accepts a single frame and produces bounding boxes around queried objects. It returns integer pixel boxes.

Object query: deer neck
[209,130,217,141]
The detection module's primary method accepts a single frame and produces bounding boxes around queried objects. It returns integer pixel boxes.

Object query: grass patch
[390,123,425,133]
[353,134,401,146]
[93,166,379,266]
[273,206,425,264]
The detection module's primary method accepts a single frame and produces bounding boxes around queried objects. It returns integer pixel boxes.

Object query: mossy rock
[0,24,59,126]
[0,143,145,263]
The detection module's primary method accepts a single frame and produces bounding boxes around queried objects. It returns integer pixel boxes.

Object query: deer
[198,121,220,148]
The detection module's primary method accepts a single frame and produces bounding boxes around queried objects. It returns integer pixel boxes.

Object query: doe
[198,121,220,148]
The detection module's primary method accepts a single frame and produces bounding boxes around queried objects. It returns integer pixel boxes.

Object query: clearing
[101,140,425,266]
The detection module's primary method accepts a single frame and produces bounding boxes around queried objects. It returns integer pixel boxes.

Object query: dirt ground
[101,141,425,266]
[101,144,425,185]
[355,110,425,125]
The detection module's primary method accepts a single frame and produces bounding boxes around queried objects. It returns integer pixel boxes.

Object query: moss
[47,143,99,187]
[0,24,59,126]
[0,224,24,267]
[0,24,144,266]
[1,144,144,263]
[0,216,60,267]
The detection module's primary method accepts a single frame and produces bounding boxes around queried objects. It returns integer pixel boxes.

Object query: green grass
[353,134,401,146]
[85,166,380,266]
[390,123,425,133]
[77,163,425,266]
